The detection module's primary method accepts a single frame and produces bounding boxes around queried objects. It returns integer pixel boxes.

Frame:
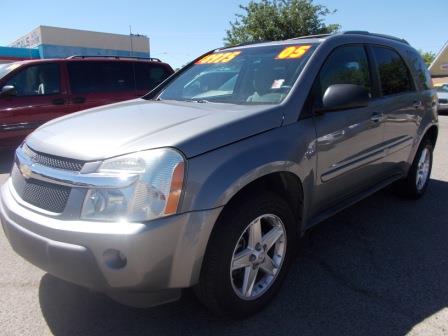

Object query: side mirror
[0,85,17,97]
[320,84,369,112]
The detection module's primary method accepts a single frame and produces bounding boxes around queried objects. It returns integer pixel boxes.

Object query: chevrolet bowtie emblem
[19,164,32,179]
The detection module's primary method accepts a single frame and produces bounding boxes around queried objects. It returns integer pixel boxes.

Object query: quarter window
[6,63,60,96]
[372,47,414,96]
[406,50,432,91]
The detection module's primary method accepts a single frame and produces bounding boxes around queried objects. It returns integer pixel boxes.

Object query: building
[0,46,39,64]
[0,25,150,63]
[429,41,448,85]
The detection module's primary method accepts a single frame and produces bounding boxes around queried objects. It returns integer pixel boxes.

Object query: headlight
[81,148,185,222]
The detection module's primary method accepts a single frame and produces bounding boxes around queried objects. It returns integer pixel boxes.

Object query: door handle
[370,112,382,123]
[52,98,66,105]
[72,96,86,104]
[413,100,423,109]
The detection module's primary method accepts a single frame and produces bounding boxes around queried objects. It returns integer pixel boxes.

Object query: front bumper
[438,103,448,112]
[0,179,222,307]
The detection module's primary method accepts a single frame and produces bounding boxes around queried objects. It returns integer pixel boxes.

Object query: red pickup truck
[0,56,174,150]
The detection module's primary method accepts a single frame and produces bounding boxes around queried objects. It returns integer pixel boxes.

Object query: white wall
[9,25,149,54]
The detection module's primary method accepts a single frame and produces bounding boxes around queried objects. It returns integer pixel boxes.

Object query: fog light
[103,249,127,269]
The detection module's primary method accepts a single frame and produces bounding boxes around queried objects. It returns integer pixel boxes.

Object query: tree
[419,50,436,67]
[225,0,340,46]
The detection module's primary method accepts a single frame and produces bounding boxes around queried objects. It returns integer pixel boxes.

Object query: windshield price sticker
[196,51,241,64]
[276,45,311,59]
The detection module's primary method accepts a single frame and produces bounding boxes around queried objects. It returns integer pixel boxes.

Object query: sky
[0,0,446,68]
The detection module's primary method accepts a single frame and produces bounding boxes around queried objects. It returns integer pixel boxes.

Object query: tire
[395,138,433,199]
[194,191,298,317]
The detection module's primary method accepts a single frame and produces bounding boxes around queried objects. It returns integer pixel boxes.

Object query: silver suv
[0,31,438,317]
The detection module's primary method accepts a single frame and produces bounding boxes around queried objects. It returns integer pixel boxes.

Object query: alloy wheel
[416,147,431,191]
[230,214,287,300]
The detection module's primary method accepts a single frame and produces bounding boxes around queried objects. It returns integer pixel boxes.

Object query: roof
[222,31,409,50]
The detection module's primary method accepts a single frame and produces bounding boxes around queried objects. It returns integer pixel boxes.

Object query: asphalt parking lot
[0,117,447,336]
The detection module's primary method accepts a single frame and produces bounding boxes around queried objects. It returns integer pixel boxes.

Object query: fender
[180,120,317,221]
[406,120,438,172]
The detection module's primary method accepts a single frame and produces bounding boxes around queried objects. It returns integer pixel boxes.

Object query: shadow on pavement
[39,179,448,336]
[0,150,14,174]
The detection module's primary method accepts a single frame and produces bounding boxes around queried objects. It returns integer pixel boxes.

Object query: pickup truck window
[158,44,317,105]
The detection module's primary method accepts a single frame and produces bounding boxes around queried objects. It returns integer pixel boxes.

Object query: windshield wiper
[185,98,209,103]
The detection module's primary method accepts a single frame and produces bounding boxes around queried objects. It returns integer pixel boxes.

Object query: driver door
[310,45,387,215]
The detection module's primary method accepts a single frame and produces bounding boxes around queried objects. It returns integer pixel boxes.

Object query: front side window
[68,61,134,94]
[5,63,60,96]
[373,46,414,96]
[158,43,317,105]
[313,45,372,106]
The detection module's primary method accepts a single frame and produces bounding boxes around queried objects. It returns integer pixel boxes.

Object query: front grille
[439,99,448,104]
[23,144,85,172]
[12,167,71,213]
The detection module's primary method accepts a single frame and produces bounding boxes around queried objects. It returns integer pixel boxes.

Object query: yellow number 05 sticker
[276,45,311,59]
[196,51,241,64]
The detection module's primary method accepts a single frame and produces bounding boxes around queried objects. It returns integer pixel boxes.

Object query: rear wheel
[395,138,433,199]
[194,192,298,317]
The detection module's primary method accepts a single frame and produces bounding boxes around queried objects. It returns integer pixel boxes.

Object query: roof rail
[222,40,271,49]
[341,31,409,45]
[289,33,334,40]
[66,55,162,62]
[223,33,332,49]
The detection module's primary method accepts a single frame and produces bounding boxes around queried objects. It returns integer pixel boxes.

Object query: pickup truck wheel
[395,138,433,199]
[194,192,297,317]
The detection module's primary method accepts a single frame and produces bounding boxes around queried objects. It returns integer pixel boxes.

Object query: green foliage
[419,50,436,67]
[225,0,340,46]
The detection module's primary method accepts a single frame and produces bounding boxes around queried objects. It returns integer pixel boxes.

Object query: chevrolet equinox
[0,31,438,317]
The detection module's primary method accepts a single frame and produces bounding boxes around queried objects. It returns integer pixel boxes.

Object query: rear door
[370,46,422,166]
[0,62,69,149]
[310,45,386,214]
[66,61,135,111]
[134,62,173,96]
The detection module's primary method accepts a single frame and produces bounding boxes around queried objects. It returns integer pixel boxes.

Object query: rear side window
[134,63,171,91]
[372,47,414,96]
[314,45,372,104]
[68,61,134,94]
[6,63,60,96]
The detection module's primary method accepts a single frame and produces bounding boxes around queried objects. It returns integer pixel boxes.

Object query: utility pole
[129,25,134,57]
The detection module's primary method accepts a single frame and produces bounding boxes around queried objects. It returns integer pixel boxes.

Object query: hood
[438,91,448,99]
[26,99,283,161]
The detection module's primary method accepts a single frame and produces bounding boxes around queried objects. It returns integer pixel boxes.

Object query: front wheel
[194,192,297,317]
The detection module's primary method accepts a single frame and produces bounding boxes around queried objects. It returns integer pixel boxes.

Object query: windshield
[436,85,448,93]
[0,63,21,80]
[158,43,317,105]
